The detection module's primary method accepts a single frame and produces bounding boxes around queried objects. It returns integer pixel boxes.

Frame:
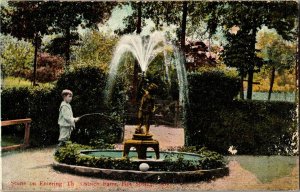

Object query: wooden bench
[1,118,31,151]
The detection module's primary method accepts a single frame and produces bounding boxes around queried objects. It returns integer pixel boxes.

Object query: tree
[222,27,263,100]
[44,1,116,69]
[185,40,218,71]
[72,30,118,71]
[180,2,188,50]
[256,28,296,100]
[215,1,298,99]
[1,1,50,85]
[0,34,34,78]
[1,1,117,84]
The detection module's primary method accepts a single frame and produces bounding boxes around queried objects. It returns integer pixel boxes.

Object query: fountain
[123,82,160,160]
[105,31,189,106]
[105,31,190,161]
[53,31,228,182]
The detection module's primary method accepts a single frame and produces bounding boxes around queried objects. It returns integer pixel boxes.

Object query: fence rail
[1,118,31,151]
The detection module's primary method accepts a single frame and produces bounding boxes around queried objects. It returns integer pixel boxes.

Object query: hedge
[185,72,297,155]
[1,66,124,146]
[1,86,58,146]
[187,71,240,104]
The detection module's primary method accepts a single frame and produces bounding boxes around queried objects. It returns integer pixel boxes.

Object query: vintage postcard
[1,0,299,191]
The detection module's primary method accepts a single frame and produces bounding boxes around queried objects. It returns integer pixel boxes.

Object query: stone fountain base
[123,134,160,159]
[52,159,229,183]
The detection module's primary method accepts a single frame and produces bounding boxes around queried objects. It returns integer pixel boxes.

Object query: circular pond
[53,149,229,182]
[80,149,202,160]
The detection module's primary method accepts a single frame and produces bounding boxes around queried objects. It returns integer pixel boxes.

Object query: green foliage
[2,76,31,88]
[256,27,296,70]
[1,1,51,39]
[176,146,227,169]
[54,142,227,171]
[222,100,297,155]
[1,1,117,71]
[0,34,64,83]
[185,71,239,150]
[72,30,118,72]
[187,71,240,104]
[44,1,116,66]
[115,2,182,36]
[1,87,31,120]
[222,29,263,74]
[44,1,116,33]
[1,86,58,146]
[89,139,115,149]
[1,135,23,147]
[0,34,34,77]
[54,142,94,164]
[146,54,176,100]
[2,76,54,89]
[212,1,297,98]
[185,72,297,155]
[1,66,124,146]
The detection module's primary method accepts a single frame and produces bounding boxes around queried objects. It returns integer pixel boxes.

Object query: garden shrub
[34,52,64,82]
[220,100,297,155]
[1,86,58,146]
[176,146,227,169]
[1,66,125,146]
[16,52,64,83]
[1,87,31,120]
[0,34,33,79]
[55,66,124,145]
[185,72,297,155]
[187,71,240,104]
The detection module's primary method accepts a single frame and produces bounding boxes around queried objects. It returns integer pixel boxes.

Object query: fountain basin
[53,149,229,182]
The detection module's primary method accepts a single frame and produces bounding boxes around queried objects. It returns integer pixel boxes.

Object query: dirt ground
[2,126,299,191]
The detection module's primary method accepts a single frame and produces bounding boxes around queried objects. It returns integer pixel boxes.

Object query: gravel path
[2,126,299,191]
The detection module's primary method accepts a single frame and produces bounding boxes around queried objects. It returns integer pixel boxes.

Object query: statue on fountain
[135,82,158,135]
[123,82,160,159]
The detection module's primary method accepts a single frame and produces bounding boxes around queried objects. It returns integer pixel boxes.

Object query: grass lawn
[2,76,54,88]
[228,155,298,183]
[1,135,23,147]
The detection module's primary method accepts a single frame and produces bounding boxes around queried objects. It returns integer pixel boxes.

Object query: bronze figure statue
[135,83,158,135]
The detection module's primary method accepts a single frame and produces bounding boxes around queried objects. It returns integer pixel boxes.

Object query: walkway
[2,126,299,191]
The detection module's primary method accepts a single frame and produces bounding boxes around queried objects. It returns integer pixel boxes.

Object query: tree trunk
[137,1,142,34]
[268,67,276,101]
[33,33,38,86]
[247,25,258,100]
[180,2,188,51]
[240,72,244,100]
[247,69,254,100]
[65,26,71,70]
[132,1,142,103]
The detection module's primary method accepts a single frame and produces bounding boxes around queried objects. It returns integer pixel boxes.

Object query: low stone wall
[52,161,229,183]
